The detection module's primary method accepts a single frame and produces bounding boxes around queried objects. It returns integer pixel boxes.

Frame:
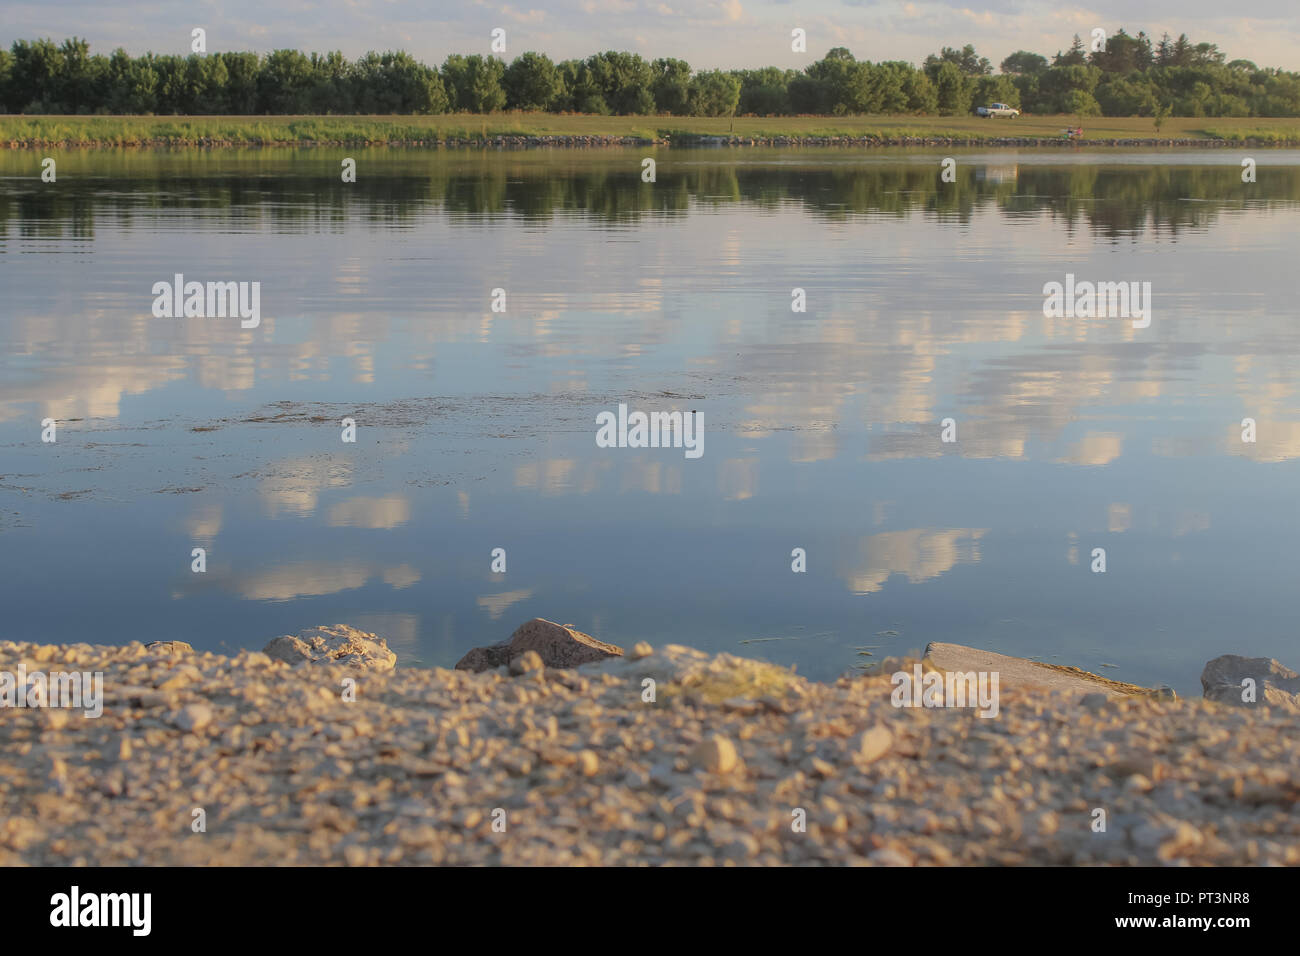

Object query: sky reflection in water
[1,147,1297,692]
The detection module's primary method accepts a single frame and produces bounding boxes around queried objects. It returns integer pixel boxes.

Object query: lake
[2,146,1298,693]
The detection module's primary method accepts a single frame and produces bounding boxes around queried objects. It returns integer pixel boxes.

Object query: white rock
[173,704,212,733]
[263,625,397,672]
[858,725,893,763]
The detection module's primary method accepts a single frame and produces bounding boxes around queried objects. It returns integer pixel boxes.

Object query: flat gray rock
[924,642,1153,699]
[1201,655,1300,709]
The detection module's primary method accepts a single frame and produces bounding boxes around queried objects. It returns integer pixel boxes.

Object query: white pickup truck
[976,103,1020,118]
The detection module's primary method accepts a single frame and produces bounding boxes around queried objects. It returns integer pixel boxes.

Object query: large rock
[262,625,397,672]
[924,642,1160,700]
[455,618,623,673]
[1201,655,1300,709]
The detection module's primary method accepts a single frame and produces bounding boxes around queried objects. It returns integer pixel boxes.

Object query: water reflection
[2,148,1298,692]
[5,149,1299,236]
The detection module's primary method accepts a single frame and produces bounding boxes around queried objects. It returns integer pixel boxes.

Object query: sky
[3,0,1299,72]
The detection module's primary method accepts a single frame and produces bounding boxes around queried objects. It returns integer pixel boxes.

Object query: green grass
[4,112,1300,146]
[1200,126,1299,144]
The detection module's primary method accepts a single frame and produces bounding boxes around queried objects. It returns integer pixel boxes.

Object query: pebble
[510,651,545,677]
[173,704,213,732]
[690,735,739,775]
[858,725,893,763]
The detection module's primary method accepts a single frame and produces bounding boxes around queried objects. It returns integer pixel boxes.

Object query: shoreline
[6,134,1298,149]
[3,628,1295,865]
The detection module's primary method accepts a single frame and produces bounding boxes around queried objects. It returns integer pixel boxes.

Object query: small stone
[1080,693,1108,709]
[810,757,837,778]
[145,641,194,657]
[343,845,368,866]
[690,735,739,774]
[1157,823,1204,861]
[577,750,600,776]
[629,642,654,660]
[510,650,545,676]
[858,725,893,764]
[723,835,760,859]
[868,847,912,867]
[172,704,212,732]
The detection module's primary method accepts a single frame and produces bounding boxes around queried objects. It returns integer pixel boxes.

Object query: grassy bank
[4,113,1300,147]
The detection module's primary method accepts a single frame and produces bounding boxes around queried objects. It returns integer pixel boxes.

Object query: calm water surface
[2,147,1298,692]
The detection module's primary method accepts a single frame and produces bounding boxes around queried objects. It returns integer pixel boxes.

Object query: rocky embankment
[2,134,664,149]
[1,619,1296,866]
[676,135,1285,148]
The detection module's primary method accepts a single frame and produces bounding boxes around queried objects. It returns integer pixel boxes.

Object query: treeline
[2,31,1299,118]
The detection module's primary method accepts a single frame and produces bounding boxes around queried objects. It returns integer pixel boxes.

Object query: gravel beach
[2,636,1297,866]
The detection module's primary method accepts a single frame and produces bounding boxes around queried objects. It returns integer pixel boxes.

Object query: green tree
[1054,35,1088,67]
[442,54,505,111]
[650,58,691,114]
[931,61,972,115]
[1152,100,1171,131]
[902,69,938,113]
[925,44,991,76]
[258,49,315,113]
[1039,64,1101,112]
[10,38,65,112]
[554,59,606,113]
[1096,73,1157,115]
[1063,88,1102,116]
[309,51,352,113]
[1090,29,1148,74]
[584,51,654,114]
[872,62,912,113]
[56,37,96,112]
[804,47,860,114]
[354,51,445,113]
[687,69,740,116]
[1000,51,1048,75]
[0,48,13,112]
[221,52,260,113]
[973,74,1019,109]
[504,52,561,110]
[734,66,793,115]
